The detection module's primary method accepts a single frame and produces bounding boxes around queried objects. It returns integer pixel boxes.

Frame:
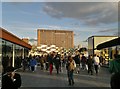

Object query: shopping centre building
[97,37,120,59]
[88,36,118,55]
[88,36,118,64]
[0,27,32,72]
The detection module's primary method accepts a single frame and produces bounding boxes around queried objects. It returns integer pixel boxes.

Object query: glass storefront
[99,45,120,65]
[14,45,22,68]
[0,38,2,73]
[116,45,120,55]
[2,39,11,72]
[1,38,30,73]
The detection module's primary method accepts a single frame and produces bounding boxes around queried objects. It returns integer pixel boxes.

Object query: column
[12,44,15,67]
[22,48,24,59]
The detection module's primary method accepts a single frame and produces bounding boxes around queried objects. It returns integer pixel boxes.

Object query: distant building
[29,39,37,46]
[37,29,74,49]
[22,38,37,46]
[22,38,29,44]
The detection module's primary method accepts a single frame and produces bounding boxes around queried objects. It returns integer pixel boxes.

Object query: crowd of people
[21,52,101,74]
[20,51,103,86]
[2,51,120,88]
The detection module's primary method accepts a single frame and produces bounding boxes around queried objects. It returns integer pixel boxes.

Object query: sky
[1,0,119,47]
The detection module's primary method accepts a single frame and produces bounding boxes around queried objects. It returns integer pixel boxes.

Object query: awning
[97,37,120,50]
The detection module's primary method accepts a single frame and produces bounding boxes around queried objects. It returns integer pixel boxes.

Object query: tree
[78,47,87,53]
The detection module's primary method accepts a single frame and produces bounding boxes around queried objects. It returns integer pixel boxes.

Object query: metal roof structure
[97,37,120,50]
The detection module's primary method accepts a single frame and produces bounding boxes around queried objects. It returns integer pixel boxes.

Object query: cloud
[38,25,62,30]
[0,2,2,27]
[2,0,120,2]
[3,26,37,38]
[2,0,35,2]
[98,28,118,33]
[43,2,118,26]
[44,0,119,2]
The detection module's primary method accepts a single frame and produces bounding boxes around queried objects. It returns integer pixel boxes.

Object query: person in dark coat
[22,58,28,72]
[87,55,94,75]
[110,72,120,89]
[109,54,120,89]
[2,66,21,89]
[45,54,50,71]
[54,54,61,74]
[81,54,87,70]
[49,54,54,75]
[73,54,80,73]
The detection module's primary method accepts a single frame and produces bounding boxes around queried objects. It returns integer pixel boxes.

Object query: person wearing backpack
[67,56,76,86]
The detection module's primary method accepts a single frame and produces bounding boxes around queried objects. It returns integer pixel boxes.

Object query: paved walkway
[16,66,112,88]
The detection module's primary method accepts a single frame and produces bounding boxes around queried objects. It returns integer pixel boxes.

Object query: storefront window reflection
[0,38,2,73]
[2,39,13,72]
[116,46,120,55]
[0,38,2,64]
[1,39,30,73]
[99,45,120,65]
[14,45,22,68]
[24,48,29,57]
[100,48,109,64]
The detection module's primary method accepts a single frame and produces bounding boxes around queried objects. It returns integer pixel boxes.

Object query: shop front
[97,37,120,65]
[0,28,32,73]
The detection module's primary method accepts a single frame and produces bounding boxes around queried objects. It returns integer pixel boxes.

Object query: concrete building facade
[37,29,74,49]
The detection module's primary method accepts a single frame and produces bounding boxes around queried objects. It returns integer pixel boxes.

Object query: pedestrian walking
[66,56,76,86]
[29,57,37,72]
[40,55,44,70]
[81,54,87,71]
[49,54,54,75]
[73,54,80,73]
[54,53,61,74]
[22,57,28,72]
[109,54,120,89]
[93,54,100,75]
[45,54,49,71]
[2,66,21,89]
[87,55,94,75]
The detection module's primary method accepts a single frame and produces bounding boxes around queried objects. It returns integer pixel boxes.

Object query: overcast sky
[1,0,119,47]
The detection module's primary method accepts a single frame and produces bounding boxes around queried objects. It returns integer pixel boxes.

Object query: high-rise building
[37,29,74,49]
